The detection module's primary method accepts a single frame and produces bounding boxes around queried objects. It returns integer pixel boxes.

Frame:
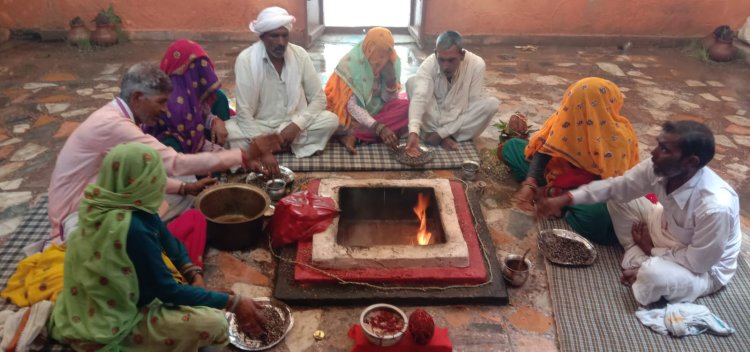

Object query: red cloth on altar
[348,324,452,352]
[167,209,207,268]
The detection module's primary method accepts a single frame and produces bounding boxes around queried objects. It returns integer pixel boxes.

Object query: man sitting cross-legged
[537,121,740,305]
[405,30,499,156]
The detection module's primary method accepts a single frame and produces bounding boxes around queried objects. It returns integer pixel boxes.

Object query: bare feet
[339,134,357,155]
[440,136,459,151]
[424,132,442,146]
[620,268,639,286]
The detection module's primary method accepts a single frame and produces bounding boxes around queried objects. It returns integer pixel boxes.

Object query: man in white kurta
[227,6,337,158]
[405,30,499,152]
[537,121,740,306]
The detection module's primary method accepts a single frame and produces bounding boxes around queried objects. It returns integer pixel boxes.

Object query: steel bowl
[538,228,597,266]
[360,303,408,347]
[502,254,533,287]
[266,179,287,202]
[226,297,294,351]
[461,160,480,181]
[245,166,295,187]
[392,144,434,166]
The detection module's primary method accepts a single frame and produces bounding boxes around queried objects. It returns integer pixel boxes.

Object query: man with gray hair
[405,30,499,154]
[227,6,338,158]
[46,62,281,246]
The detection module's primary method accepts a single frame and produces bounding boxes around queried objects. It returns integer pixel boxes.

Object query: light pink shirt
[48,98,243,240]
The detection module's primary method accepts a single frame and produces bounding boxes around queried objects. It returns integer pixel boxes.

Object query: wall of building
[0,0,306,41]
[421,0,750,38]
[1,0,749,42]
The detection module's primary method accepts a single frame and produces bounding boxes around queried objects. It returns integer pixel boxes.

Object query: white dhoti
[606,197,722,305]
[405,77,498,142]
[225,111,338,158]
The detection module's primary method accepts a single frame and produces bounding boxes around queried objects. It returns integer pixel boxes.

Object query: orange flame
[413,193,432,245]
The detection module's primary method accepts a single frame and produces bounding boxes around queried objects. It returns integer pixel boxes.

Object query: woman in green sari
[48,143,264,351]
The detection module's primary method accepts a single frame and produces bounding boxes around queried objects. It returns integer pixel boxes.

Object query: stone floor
[0,34,749,351]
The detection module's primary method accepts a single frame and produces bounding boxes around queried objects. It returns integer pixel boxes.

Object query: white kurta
[227,42,338,158]
[570,159,741,304]
[406,50,499,141]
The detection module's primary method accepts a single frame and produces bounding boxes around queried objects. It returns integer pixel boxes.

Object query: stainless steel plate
[538,228,597,266]
[392,144,434,166]
[226,297,294,351]
[245,166,295,189]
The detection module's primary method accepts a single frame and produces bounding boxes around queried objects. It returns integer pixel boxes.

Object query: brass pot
[194,184,270,250]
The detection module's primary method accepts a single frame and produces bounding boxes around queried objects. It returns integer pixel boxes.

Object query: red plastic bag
[270,191,339,248]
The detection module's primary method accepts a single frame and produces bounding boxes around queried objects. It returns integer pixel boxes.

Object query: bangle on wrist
[178,182,187,196]
[385,85,398,93]
[373,122,384,136]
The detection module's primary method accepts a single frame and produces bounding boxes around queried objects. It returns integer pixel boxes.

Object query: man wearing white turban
[227,6,338,158]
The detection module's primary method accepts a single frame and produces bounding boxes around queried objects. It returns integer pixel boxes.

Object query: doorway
[304,0,424,47]
[324,0,410,27]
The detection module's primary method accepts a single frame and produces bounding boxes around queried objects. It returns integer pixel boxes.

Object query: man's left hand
[279,123,302,146]
[632,222,654,254]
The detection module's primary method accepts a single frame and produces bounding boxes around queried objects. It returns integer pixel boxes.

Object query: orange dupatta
[525,77,640,183]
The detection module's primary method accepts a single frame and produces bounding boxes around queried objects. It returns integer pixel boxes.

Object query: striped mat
[275,140,479,171]
[541,218,750,352]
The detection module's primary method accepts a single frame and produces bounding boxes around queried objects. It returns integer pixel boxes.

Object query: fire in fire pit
[336,187,445,247]
[413,193,432,246]
[311,179,469,270]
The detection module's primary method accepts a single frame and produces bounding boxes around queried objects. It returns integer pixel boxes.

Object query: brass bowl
[194,184,270,250]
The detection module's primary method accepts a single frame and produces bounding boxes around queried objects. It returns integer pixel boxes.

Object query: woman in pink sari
[324,27,409,154]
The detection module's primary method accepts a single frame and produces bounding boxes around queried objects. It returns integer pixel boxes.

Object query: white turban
[249,6,296,34]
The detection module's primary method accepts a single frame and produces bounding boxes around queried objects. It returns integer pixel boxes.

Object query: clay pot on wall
[708,38,737,62]
[67,17,90,46]
[91,23,118,46]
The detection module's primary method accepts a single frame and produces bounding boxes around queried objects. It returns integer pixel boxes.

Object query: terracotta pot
[708,40,737,62]
[67,24,90,45]
[91,24,118,46]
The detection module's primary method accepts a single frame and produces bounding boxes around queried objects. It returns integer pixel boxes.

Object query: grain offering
[392,145,434,166]
[538,229,597,266]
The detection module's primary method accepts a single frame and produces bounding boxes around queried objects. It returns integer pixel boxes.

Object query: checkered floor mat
[276,140,480,171]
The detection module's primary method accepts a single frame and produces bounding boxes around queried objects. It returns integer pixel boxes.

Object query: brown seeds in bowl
[540,233,594,265]
[393,146,434,166]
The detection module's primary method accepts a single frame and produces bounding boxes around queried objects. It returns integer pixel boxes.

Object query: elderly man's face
[131,91,169,126]
[261,27,290,59]
[435,45,465,79]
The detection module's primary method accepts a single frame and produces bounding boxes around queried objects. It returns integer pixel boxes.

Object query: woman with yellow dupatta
[49,143,265,351]
[502,77,640,244]
[325,27,409,154]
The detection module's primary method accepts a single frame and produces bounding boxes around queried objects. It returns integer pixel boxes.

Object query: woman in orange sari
[502,77,640,244]
[325,27,409,154]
